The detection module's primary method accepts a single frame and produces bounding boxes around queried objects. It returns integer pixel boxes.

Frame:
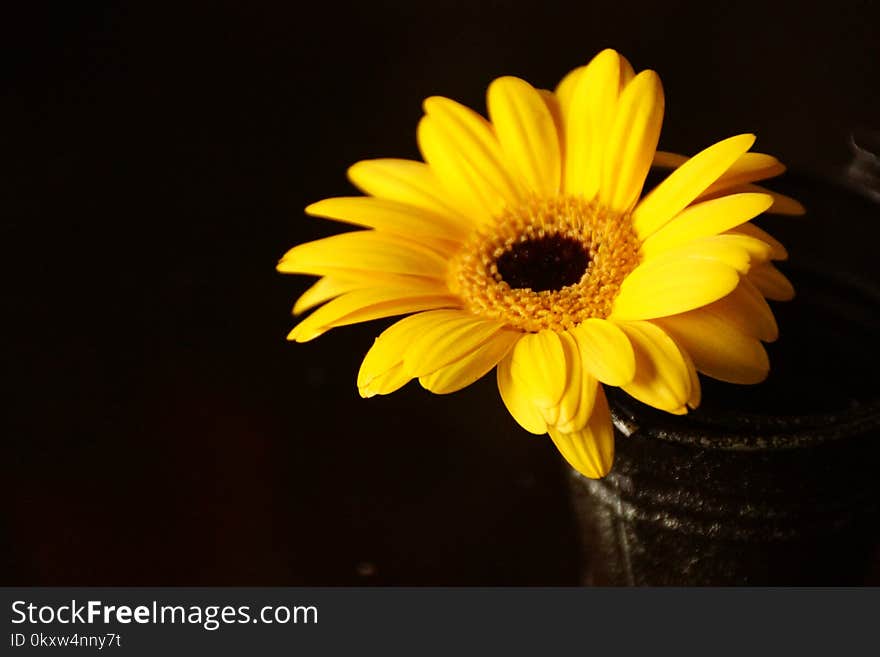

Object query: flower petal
[404,314,507,377]
[706,278,779,342]
[289,286,460,342]
[617,321,692,414]
[564,48,621,197]
[419,329,520,394]
[633,134,757,238]
[422,96,522,215]
[497,348,548,435]
[554,65,584,118]
[729,222,789,260]
[277,231,449,279]
[655,310,770,384]
[347,158,472,225]
[306,196,469,242]
[548,386,614,479]
[357,310,465,396]
[641,192,773,257]
[599,69,665,213]
[293,276,361,316]
[487,76,561,197]
[553,331,599,434]
[509,329,567,409]
[417,116,493,223]
[570,318,636,386]
[748,262,795,301]
[611,256,741,320]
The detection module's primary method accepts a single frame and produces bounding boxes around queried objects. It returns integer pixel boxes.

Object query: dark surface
[4,2,880,585]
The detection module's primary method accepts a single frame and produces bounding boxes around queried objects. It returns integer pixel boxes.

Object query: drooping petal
[640,193,773,257]
[569,318,636,386]
[633,134,756,238]
[347,158,472,226]
[419,329,521,394]
[655,310,770,384]
[497,348,548,435]
[277,231,449,279]
[548,386,614,479]
[617,321,692,413]
[508,329,567,409]
[748,262,795,300]
[306,196,469,242]
[564,48,621,197]
[701,277,779,342]
[599,69,664,213]
[611,256,740,320]
[487,76,561,197]
[289,285,460,342]
[553,331,599,434]
[357,310,466,396]
[422,96,523,214]
[403,314,508,377]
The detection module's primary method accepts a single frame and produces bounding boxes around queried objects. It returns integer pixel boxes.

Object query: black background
[5,1,880,585]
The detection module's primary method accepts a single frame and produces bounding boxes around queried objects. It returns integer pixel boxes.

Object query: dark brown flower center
[496,235,591,292]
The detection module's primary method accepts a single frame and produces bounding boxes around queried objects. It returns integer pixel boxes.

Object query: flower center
[495,234,591,292]
[449,195,642,332]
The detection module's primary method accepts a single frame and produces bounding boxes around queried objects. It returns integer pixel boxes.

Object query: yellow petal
[537,89,566,166]
[422,96,522,214]
[617,321,692,413]
[553,331,599,434]
[729,221,789,260]
[599,69,665,213]
[633,134,756,238]
[554,65,585,120]
[611,256,740,320]
[641,193,773,257]
[487,76,561,196]
[569,318,636,386]
[289,286,459,342]
[277,231,448,279]
[419,329,520,394]
[417,116,493,223]
[357,310,464,395]
[509,329,567,408]
[618,54,636,89]
[346,158,472,225]
[306,196,469,242]
[644,234,771,273]
[548,386,614,479]
[748,262,795,301]
[701,152,786,194]
[655,310,770,384]
[681,348,701,410]
[652,150,688,169]
[701,277,779,342]
[700,183,806,216]
[564,48,621,197]
[404,314,507,377]
[293,276,361,316]
[497,348,548,434]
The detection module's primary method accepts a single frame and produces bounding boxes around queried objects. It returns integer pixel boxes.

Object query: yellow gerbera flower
[278,49,803,479]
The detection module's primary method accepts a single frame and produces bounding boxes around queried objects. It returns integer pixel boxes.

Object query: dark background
[4,1,880,585]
